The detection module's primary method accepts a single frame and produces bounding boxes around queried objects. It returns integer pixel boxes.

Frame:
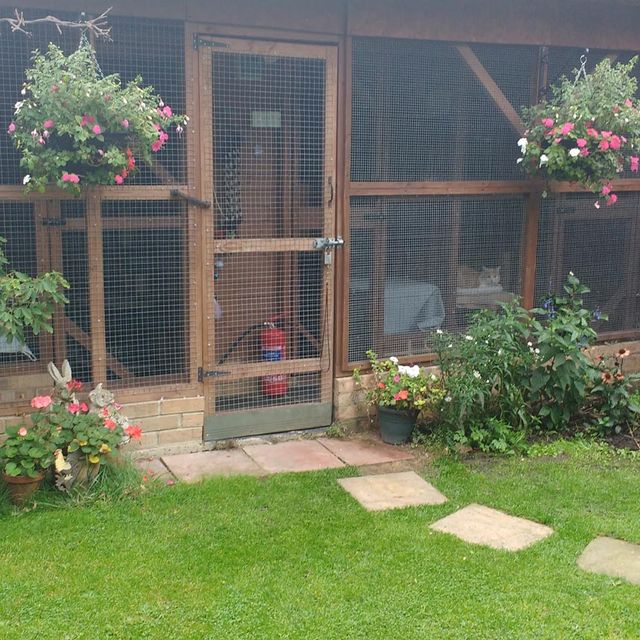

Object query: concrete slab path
[162,449,264,482]
[578,536,640,585]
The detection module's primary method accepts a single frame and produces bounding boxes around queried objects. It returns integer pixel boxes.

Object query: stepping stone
[338,471,447,511]
[242,440,345,474]
[162,449,263,482]
[318,437,414,466]
[430,504,553,551]
[134,457,172,480]
[578,536,640,585]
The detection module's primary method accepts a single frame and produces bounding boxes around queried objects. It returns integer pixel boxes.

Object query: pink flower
[101,407,110,418]
[62,172,80,184]
[104,418,117,431]
[560,122,574,136]
[80,402,89,413]
[553,138,562,144]
[607,193,618,206]
[586,128,599,138]
[393,374,400,383]
[18,427,28,437]
[393,389,409,401]
[609,135,621,150]
[162,105,172,118]
[630,156,639,172]
[598,140,610,151]
[542,118,554,128]
[92,124,102,135]
[121,118,129,129]
[43,119,55,129]
[580,148,589,157]
[80,115,89,126]
[38,136,45,145]
[67,402,80,414]
[114,174,124,185]
[625,98,633,108]
[601,184,612,196]
[159,131,169,143]
[124,425,143,440]
[576,138,587,148]
[601,131,612,139]
[151,140,162,152]
[50,84,59,93]
[7,122,16,134]
[30,395,52,409]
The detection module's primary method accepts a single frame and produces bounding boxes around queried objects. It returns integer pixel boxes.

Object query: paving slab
[318,437,414,466]
[430,503,553,551]
[578,536,640,585]
[162,449,264,482]
[242,440,345,474]
[338,471,447,511]
[134,457,173,480]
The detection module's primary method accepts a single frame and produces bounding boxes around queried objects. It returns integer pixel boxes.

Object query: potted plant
[0,422,54,505]
[518,56,640,206]
[355,351,444,444]
[8,41,187,194]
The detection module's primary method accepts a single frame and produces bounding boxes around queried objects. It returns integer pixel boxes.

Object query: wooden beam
[212,357,323,382]
[213,238,319,253]
[455,45,525,135]
[521,191,542,309]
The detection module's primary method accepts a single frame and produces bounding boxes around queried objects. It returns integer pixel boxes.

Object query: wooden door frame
[194,31,339,439]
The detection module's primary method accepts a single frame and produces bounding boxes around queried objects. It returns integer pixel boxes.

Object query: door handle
[327,176,334,206]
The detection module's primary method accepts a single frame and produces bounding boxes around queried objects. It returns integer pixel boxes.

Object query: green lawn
[1,448,640,639]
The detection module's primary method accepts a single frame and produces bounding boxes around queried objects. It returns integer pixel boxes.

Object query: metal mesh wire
[351,38,537,182]
[535,192,640,334]
[348,195,525,362]
[207,46,333,416]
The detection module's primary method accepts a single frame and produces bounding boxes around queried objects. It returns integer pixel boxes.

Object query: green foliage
[9,42,187,194]
[356,350,444,420]
[519,56,640,202]
[0,236,69,345]
[0,423,55,477]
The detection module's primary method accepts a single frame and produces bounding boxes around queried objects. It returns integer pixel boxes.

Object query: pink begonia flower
[18,427,28,437]
[576,138,587,148]
[7,122,16,134]
[43,119,55,129]
[81,115,89,126]
[67,402,80,414]
[630,156,639,172]
[586,128,599,138]
[580,148,590,157]
[599,140,610,151]
[151,140,162,152]
[607,193,618,206]
[609,135,621,150]
[554,138,562,144]
[114,174,124,184]
[104,418,117,431]
[601,184,612,196]
[542,118,554,128]
[560,122,574,135]
[601,131,612,139]
[625,98,633,107]
[92,124,102,135]
[38,136,45,145]
[393,374,400,383]
[31,395,52,409]
[121,119,129,129]
[62,172,80,184]
[162,105,172,118]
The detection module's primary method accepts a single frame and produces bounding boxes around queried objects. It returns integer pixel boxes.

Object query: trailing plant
[8,41,188,194]
[0,236,69,345]
[518,56,640,206]
[354,351,444,421]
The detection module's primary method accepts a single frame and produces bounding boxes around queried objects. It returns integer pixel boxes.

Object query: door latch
[313,236,345,250]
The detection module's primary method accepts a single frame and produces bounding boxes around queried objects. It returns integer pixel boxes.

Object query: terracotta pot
[3,472,44,506]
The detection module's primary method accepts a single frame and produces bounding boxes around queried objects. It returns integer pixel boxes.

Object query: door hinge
[198,367,231,382]
[40,218,67,227]
[193,35,230,50]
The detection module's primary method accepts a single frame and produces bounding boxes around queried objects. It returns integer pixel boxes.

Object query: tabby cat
[457,265,501,289]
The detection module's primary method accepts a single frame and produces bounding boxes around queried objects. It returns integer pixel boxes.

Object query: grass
[1,447,640,639]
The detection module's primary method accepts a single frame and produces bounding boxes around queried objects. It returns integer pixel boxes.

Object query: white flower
[465,335,474,341]
[14,101,23,111]
[389,356,399,364]
[569,271,574,276]
[539,154,549,167]
[447,343,453,348]
[516,158,523,164]
[20,87,26,96]
[497,349,503,356]
[399,365,421,378]
[534,348,540,354]
[594,201,601,209]
[30,128,38,138]
[569,148,580,157]
[444,396,452,403]
[22,174,30,185]
[473,371,481,379]
[517,137,528,153]
[436,329,443,334]
[527,341,533,347]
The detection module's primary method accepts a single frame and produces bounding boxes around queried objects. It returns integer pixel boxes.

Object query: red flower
[101,407,110,418]
[394,389,409,401]
[80,402,89,413]
[606,194,618,206]
[67,402,80,414]
[124,425,143,440]
[104,418,117,431]
[377,382,386,389]
[66,379,83,392]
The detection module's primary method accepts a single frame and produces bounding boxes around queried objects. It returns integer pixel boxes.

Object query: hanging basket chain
[574,49,589,84]
[78,28,105,80]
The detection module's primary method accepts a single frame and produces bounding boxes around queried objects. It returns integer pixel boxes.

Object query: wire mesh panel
[535,192,640,333]
[202,40,336,437]
[348,195,526,362]
[102,200,189,386]
[351,38,537,182]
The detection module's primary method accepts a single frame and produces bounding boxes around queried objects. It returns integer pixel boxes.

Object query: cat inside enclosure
[457,265,501,289]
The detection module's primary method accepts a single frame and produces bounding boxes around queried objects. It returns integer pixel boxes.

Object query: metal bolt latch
[313,236,345,250]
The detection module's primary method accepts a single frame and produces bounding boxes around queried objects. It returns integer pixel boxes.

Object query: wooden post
[521,191,542,309]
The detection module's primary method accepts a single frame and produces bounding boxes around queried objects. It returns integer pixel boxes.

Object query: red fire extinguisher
[261,318,288,396]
